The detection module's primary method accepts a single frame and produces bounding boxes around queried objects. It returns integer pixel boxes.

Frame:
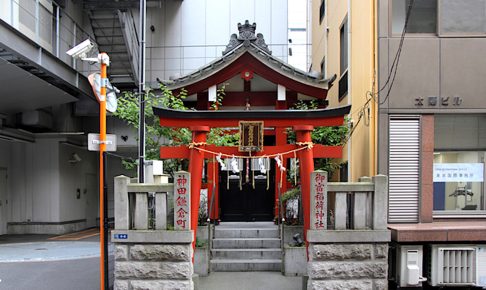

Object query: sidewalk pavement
[0,230,303,290]
[0,228,112,263]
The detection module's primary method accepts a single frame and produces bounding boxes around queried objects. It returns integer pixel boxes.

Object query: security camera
[66,39,94,59]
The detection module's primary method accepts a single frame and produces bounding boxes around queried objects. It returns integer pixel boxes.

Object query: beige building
[311,0,377,181]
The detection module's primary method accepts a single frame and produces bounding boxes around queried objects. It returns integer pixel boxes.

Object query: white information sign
[88,133,117,152]
[433,163,484,182]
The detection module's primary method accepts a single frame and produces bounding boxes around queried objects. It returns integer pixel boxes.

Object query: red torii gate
[154,106,351,248]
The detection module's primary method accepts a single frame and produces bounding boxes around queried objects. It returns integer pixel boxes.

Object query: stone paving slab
[199,272,302,290]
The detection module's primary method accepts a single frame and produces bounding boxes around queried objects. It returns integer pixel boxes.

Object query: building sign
[433,163,484,182]
[239,121,264,152]
[310,170,327,230]
[414,96,463,107]
[174,171,191,230]
[113,233,128,240]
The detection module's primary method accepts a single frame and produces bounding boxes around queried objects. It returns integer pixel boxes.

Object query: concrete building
[310,0,377,182]
[314,0,486,287]
[0,0,298,235]
[377,0,486,288]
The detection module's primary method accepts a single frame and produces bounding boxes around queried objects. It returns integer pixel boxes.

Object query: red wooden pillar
[293,125,314,242]
[207,159,220,220]
[189,126,209,251]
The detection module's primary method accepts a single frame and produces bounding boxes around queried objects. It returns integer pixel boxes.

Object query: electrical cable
[342,0,415,144]
[378,0,415,105]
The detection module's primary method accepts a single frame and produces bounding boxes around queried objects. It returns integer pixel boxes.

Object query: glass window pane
[340,19,347,74]
[392,0,437,34]
[440,0,486,35]
[433,152,485,212]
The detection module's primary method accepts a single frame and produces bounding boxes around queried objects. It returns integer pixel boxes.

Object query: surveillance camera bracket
[81,53,110,66]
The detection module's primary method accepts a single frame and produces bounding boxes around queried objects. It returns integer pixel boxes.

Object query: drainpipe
[138,0,146,183]
[347,0,352,181]
[371,0,377,176]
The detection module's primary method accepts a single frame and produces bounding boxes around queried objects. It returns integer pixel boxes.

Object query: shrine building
[153,21,351,245]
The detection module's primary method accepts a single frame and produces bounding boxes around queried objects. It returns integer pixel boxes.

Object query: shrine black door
[219,159,275,222]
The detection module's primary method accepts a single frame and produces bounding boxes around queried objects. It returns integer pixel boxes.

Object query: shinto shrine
[153,21,351,245]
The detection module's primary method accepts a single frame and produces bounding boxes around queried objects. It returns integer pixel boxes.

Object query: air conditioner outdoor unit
[429,245,486,287]
[396,245,427,287]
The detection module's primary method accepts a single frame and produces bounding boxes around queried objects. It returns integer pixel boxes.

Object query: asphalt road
[0,256,114,290]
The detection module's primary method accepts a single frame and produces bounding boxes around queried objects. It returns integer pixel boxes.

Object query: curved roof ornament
[222,20,272,55]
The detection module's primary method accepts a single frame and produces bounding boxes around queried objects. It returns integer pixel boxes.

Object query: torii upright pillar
[188,126,209,251]
[294,125,314,242]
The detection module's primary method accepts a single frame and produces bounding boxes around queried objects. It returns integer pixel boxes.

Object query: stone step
[210,259,282,272]
[212,238,281,249]
[211,248,282,259]
[214,228,279,239]
[217,222,277,229]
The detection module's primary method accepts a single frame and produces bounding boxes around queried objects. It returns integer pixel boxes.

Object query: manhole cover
[35,248,48,251]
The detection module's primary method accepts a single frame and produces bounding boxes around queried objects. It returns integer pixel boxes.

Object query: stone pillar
[188,126,209,251]
[294,125,314,241]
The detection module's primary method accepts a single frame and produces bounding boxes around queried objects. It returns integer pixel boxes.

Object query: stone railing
[327,175,388,231]
[112,172,194,290]
[307,172,390,290]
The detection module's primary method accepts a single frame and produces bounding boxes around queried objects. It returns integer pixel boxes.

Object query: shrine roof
[160,21,335,95]
[153,105,351,120]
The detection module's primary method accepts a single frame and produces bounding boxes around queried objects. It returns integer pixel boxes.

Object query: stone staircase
[210,222,282,272]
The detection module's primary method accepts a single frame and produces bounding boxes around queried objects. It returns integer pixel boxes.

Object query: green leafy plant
[195,237,207,248]
[281,187,300,203]
[198,191,208,226]
[282,187,301,225]
[114,86,192,175]
[288,100,350,178]
[114,84,239,176]
[210,83,227,110]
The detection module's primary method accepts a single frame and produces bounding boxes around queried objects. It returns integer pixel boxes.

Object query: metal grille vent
[437,248,476,285]
[388,117,420,223]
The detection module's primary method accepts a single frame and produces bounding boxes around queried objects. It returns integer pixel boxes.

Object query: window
[439,0,486,36]
[433,115,486,215]
[433,152,485,212]
[340,20,348,74]
[320,57,325,79]
[392,0,437,34]
[338,71,348,100]
[339,18,348,100]
[319,0,326,24]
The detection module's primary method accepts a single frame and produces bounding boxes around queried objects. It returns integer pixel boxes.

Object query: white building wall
[143,0,289,85]
[7,139,61,223]
[0,138,105,225]
[58,143,97,223]
[0,141,10,169]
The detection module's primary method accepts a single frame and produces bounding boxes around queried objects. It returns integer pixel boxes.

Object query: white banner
[433,163,484,182]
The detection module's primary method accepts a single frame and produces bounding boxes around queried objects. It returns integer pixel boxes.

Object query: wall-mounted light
[68,153,82,164]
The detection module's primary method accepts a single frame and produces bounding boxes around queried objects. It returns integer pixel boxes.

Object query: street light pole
[67,39,111,290]
[99,52,109,290]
